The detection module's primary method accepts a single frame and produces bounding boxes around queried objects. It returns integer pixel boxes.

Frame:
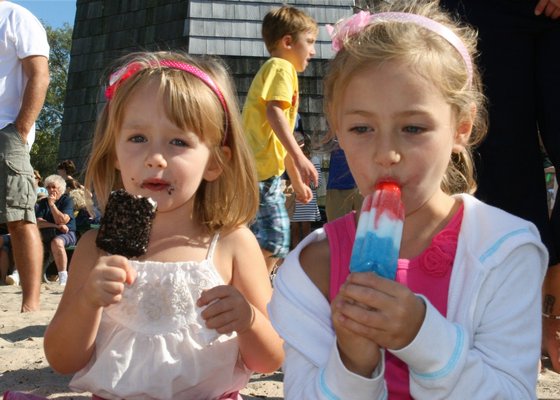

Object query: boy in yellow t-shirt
[242,5,319,272]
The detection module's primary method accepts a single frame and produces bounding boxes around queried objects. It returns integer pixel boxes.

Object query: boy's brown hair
[262,5,318,53]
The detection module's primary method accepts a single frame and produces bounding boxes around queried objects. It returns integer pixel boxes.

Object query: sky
[12,0,77,28]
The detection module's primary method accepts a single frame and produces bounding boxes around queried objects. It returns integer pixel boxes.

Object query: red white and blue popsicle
[349,181,405,279]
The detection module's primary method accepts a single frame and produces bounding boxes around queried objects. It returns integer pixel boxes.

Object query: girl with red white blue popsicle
[269,1,548,399]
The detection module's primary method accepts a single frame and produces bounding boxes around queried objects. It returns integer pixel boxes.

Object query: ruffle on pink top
[421,213,462,275]
[388,205,464,400]
[395,205,464,318]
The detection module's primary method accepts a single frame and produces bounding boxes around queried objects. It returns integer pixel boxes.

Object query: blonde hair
[68,188,87,210]
[324,0,487,194]
[262,5,318,53]
[85,51,258,233]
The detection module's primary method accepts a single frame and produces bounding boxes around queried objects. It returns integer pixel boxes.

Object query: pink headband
[105,59,230,144]
[327,11,473,86]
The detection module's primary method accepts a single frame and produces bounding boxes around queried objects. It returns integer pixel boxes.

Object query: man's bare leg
[50,238,67,273]
[8,220,43,312]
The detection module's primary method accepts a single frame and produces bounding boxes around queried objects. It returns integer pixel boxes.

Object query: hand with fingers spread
[198,285,255,335]
[82,255,137,309]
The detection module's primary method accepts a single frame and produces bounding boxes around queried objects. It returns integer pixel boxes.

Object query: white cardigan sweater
[269,194,548,399]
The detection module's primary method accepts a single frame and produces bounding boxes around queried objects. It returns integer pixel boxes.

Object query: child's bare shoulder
[216,225,263,264]
[218,225,257,246]
[218,225,269,284]
[299,237,330,299]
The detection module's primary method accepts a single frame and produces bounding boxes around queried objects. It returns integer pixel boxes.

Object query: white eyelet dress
[69,234,252,400]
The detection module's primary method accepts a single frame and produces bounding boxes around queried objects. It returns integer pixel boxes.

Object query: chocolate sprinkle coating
[96,189,157,258]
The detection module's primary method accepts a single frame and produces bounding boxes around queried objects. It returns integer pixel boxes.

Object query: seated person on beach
[34,169,48,198]
[65,177,81,193]
[67,183,100,233]
[56,159,78,181]
[35,174,76,286]
[1,233,15,284]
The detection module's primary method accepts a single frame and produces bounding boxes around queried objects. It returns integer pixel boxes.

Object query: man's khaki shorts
[0,124,37,224]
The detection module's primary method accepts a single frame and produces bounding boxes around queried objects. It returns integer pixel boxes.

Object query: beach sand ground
[1,284,559,399]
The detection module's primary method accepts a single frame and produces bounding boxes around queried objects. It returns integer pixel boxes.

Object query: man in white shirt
[0,0,49,312]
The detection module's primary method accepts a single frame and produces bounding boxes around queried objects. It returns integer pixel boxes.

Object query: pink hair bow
[327,11,373,53]
[104,62,143,100]
[326,11,473,86]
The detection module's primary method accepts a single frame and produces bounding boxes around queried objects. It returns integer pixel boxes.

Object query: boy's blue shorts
[250,176,290,259]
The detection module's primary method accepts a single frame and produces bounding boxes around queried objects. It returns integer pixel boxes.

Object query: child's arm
[269,239,387,399]
[266,101,318,187]
[198,226,283,373]
[44,230,136,374]
[285,153,313,204]
[337,244,546,398]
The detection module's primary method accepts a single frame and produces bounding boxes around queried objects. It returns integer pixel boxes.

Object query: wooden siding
[187,0,353,59]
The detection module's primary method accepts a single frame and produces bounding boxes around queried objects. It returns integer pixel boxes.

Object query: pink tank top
[324,206,463,399]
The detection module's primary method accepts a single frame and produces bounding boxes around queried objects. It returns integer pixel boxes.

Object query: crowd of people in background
[2,159,100,287]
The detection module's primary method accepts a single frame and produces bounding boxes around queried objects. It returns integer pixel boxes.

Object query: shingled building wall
[59,0,353,170]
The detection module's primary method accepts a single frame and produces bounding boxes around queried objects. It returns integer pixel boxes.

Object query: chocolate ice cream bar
[96,189,157,258]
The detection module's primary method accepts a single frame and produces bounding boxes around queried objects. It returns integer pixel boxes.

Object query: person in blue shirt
[326,145,363,221]
[35,174,76,286]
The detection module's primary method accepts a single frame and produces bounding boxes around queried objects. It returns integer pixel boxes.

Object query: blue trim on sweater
[410,324,464,380]
[319,368,341,400]
[479,228,529,263]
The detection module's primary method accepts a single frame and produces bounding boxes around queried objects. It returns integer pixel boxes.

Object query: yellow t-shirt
[242,57,299,181]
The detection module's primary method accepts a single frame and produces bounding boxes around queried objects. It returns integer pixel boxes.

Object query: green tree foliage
[30,22,72,178]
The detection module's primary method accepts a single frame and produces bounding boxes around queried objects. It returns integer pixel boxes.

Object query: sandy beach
[1,283,559,399]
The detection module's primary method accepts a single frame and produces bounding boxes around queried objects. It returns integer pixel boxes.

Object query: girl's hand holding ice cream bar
[349,181,404,279]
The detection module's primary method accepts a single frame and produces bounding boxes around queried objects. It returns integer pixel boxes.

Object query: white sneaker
[58,271,68,286]
[6,270,20,286]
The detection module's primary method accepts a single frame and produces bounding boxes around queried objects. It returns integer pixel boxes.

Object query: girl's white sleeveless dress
[69,234,252,400]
